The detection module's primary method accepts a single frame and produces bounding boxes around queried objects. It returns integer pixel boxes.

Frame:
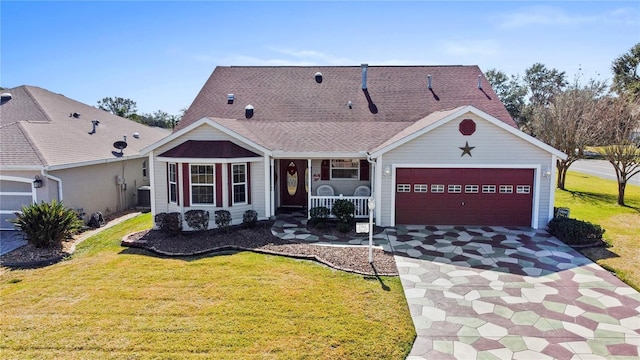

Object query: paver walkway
[389,225,640,360]
[271,215,640,359]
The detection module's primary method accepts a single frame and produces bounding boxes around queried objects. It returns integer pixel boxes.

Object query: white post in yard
[368,197,375,263]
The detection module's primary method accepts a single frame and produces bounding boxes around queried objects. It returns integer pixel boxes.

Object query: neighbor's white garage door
[0,177,35,230]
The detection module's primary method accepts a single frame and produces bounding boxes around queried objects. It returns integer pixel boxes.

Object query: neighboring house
[0,86,169,230]
[142,65,566,230]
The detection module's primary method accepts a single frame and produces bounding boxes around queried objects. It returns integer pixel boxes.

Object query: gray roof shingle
[0,85,170,168]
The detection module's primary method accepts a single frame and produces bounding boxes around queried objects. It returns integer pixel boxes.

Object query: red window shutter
[321,160,330,180]
[216,164,223,207]
[182,163,190,207]
[360,160,369,181]
[227,163,233,207]
[246,163,251,204]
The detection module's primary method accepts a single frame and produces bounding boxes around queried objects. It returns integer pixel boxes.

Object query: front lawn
[556,170,640,291]
[0,213,415,359]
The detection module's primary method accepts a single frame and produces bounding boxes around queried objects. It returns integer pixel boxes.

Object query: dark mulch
[123,222,398,276]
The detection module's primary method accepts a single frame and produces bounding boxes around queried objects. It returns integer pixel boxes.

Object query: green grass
[556,171,640,290]
[0,213,415,359]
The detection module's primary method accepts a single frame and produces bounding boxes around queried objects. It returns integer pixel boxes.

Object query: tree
[597,97,640,206]
[530,78,608,189]
[97,97,138,119]
[524,63,568,106]
[485,69,527,128]
[611,43,640,101]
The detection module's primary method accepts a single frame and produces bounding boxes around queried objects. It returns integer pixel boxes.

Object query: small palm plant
[10,200,83,248]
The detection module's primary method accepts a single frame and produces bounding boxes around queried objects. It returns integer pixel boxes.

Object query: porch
[309,195,371,218]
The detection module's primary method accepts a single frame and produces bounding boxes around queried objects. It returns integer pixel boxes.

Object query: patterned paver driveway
[388,225,640,360]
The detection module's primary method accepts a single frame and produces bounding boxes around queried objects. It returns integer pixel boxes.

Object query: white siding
[151,123,268,230]
[378,113,555,229]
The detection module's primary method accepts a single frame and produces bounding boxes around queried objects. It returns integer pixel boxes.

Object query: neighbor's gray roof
[176,65,515,153]
[0,85,170,168]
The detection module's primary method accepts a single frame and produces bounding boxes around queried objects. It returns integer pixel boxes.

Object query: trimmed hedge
[185,210,209,232]
[155,212,183,235]
[547,217,605,246]
[214,210,232,232]
[242,210,258,228]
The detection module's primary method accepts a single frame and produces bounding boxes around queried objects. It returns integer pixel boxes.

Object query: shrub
[185,210,209,231]
[336,222,352,233]
[155,212,183,235]
[215,210,232,232]
[242,210,258,228]
[309,206,330,228]
[547,217,605,245]
[331,200,355,225]
[9,200,83,248]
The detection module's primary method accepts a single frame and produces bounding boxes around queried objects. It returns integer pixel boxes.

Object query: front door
[280,159,308,207]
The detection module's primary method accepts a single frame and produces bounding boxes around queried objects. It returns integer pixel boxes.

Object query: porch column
[269,157,275,218]
[307,158,312,212]
[374,155,383,226]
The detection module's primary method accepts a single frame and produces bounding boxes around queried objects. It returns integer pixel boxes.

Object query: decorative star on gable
[459,141,475,157]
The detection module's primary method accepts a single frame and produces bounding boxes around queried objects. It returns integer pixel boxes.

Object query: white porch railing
[309,195,371,218]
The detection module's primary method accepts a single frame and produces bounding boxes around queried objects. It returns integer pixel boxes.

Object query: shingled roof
[175,65,515,153]
[0,85,169,168]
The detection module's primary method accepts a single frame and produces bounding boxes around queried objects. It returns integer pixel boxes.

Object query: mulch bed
[123,222,398,276]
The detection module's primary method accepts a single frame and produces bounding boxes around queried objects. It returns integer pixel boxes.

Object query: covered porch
[274,158,374,219]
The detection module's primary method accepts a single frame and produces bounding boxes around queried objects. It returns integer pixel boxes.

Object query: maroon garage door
[395,168,534,226]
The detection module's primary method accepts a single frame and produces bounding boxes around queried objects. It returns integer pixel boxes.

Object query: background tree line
[486,42,639,205]
[96,97,185,130]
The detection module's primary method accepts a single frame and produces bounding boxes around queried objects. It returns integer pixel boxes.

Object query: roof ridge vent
[314,72,323,83]
[227,94,234,104]
[244,104,254,119]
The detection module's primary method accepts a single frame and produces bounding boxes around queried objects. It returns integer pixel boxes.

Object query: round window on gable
[459,119,476,136]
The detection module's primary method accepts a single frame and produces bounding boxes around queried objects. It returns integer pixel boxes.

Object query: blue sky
[1,1,638,115]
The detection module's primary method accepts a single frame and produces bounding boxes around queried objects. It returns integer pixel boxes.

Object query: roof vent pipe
[361,64,368,90]
[477,75,483,89]
[89,120,100,135]
[427,74,432,89]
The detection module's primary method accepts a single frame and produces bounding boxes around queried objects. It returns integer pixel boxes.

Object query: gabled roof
[0,85,170,169]
[174,65,516,154]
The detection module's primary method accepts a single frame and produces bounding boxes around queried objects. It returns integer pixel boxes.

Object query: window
[482,185,496,193]
[465,185,479,193]
[168,163,177,204]
[431,184,445,193]
[232,163,247,204]
[448,184,462,193]
[414,184,428,193]
[499,185,513,194]
[397,184,411,192]
[142,160,148,178]
[331,159,359,179]
[517,185,531,194]
[191,165,215,204]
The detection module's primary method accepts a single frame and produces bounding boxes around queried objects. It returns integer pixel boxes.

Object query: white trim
[149,152,156,218]
[272,151,365,159]
[168,163,178,205]
[0,165,43,171]
[268,157,275,217]
[370,106,567,160]
[389,163,541,228]
[157,156,262,164]
[189,164,216,206]
[41,170,63,201]
[231,163,248,205]
[140,117,272,156]
[374,155,382,226]
[548,155,558,224]
[45,154,148,171]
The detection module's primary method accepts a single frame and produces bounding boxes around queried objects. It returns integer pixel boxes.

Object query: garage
[395,168,534,227]
[0,177,36,230]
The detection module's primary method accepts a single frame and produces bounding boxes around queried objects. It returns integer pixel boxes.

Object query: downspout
[364,151,376,222]
[41,168,63,201]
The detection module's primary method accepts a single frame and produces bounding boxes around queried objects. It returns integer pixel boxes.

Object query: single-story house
[0,85,170,229]
[142,65,566,230]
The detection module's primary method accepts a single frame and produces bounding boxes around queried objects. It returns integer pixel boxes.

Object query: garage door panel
[396,168,533,226]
